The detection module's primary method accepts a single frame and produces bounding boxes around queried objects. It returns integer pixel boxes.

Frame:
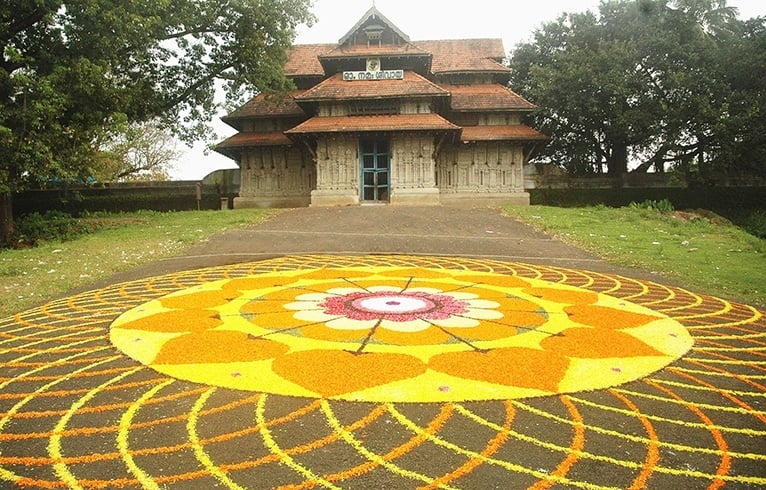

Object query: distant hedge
[13,184,224,218]
[529,187,765,213]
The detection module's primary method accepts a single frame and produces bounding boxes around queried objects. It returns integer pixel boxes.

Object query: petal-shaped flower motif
[160,290,240,309]
[299,324,370,342]
[272,350,427,398]
[153,331,289,364]
[115,309,222,333]
[564,305,660,329]
[245,310,309,330]
[325,316,379,330]
[524,287,599,305]
[429,347,570,393]
[541,328,664,358]
[430,316,480,328]
[222,275,289,292]
[459,274,531,289]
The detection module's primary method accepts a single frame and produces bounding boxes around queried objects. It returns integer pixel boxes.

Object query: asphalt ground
[1,205,763,489]
[101,205,658,285]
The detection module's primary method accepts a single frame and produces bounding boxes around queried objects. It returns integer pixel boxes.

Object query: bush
[14,211,105,245]
[740,210,766,239]
[629,198,675,212]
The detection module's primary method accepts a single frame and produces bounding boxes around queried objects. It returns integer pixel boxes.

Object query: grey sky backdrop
[174,0,764,181]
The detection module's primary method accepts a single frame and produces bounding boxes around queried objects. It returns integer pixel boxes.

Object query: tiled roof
[284,39,510,78]
[286,114,460,134]
[460,125,549,142]
[295,71,448,101]
[414,39,509,74]
[222,91,307,121]
[285,44,334,77]
[318,43,430,59]
[444,84,536,111]
[215,132,293,149]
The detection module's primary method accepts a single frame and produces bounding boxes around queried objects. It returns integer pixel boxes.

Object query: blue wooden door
[360,139,390,202]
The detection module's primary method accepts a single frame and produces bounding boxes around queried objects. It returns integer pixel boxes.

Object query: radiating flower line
[245,279,546,349]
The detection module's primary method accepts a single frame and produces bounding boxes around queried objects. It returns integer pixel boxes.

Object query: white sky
[173,0,764,181]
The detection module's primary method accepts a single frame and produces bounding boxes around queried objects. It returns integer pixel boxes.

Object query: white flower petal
[463,308,504,320]
[380,318,432,332]
[293,293,331,302]
[325,317,378,330]
[431,316,480,328]
[464,299,500,309]
[283,300,321,311]
[293,310,337,322]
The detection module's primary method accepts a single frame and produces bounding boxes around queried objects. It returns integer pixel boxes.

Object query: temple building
[215,6,547,208]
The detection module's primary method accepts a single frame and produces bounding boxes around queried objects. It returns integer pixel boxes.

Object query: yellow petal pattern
[109,263,693,402]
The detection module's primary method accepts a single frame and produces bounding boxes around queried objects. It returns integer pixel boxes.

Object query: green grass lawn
[0,209,273,318]
[505,204,765,307]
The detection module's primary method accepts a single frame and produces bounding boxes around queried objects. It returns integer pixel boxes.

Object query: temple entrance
[360,138,390,202]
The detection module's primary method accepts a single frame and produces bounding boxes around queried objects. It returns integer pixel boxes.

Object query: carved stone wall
[234,146,315,208]
[435,141,529,205]
[311,135,360,206]
[389,134,440,205]
[391,135,436,189]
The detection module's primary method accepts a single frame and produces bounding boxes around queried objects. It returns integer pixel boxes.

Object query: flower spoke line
[426,321,489,353]
[341,277,375,292]
[244,318,347,340]
[355,319,383,355]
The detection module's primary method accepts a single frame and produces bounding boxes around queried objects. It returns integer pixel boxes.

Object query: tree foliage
[93,121,181,182]
[509,0,765,182]
[0,0,314,242]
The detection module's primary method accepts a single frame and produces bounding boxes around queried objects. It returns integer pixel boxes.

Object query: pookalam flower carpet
[0,255,763,489]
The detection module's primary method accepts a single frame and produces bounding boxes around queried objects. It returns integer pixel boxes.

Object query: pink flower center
[320,291,469,322]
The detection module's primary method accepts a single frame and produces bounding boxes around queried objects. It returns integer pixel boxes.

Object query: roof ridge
[338,5,410,45]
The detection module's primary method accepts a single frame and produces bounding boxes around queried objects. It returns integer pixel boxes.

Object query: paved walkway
[1,205,763,489]
[108,206,655,284]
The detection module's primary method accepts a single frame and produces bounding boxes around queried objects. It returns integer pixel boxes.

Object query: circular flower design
[319,289,471,323]
[271,285,520,344]
[109,263,693,402]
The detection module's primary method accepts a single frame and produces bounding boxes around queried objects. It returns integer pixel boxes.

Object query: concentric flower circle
[278,285,507,337]
[109,265,693,402]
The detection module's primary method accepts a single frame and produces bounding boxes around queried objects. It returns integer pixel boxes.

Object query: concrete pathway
[114,205,653,284]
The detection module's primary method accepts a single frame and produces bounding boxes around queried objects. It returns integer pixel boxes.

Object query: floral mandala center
[320,291,469,323]
[108,261,695,402]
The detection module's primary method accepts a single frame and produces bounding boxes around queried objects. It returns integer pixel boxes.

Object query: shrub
[14,211,104,245]
[740,210,766,239]
[628,198,675,212]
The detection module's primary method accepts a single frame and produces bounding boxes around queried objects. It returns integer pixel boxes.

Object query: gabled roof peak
[338,5,410,46]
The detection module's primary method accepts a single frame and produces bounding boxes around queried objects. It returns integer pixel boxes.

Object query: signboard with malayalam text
[343,69,404,81]
[343,58,403,81]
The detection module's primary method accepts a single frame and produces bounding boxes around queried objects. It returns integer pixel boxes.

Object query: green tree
[0,0,314,244]
[509,0,765,183]
[93,120,181,182]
